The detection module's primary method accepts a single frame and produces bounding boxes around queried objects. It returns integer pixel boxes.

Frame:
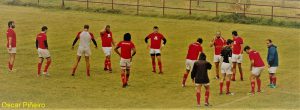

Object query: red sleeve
[239,38,243,44]
[117,42,122,47]
[147,33,152,38]
[249,53,254,60]
[160,33,165,39]
[7,30,13,37]
[199,46,203,52]
[76,32,81,38]
[89,32,95,39]
[131,42,135,48]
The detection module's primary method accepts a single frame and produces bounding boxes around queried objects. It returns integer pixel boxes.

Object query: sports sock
[104,59,108,69]
[108,59,112,70]
[232,73,236,80]
[251,80,255,93]
[38,63,42,75]
[205,90,209,104]
[220,82,223,93]
[158,61,162,72]
[8,62,12,70]
[152,59,156,71]
[126,73,130,82]
[44,60,51,72]
[226,81,230,93]
[257,78,261,92]
[273,77,277,86]
[269,74,272,85]
[196,92,200,105]
[87,68,90,76]
[121,73,126,85]
[182,73,188,85]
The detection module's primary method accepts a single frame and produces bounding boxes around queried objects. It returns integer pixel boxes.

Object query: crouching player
[182,38,203,87]
[244,46,265,95]
[114,33,136,88]
[191,53,212,106]
[36,26,51,76]
[219,39,234,95]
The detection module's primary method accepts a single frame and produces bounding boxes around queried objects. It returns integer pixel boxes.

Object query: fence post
[62,0,65,8]
[271,6,274,20]
[112,0,114,9]
[216,2,218,16]
[162,0,165,16]
[37,0,39,6]
[197,0,200,6]
[243,4,246,16]
[86,0,89,9]
[137,0,140,15]
[189,0,192,15]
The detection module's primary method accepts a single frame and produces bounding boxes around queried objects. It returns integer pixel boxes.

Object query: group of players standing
[5,20,279,107]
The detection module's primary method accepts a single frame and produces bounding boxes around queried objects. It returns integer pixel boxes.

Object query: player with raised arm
[114,33,136,88]
[36,26,51,77]
[71,25,98,77]
[244,46,265,95]
[182,38,203,87]
[144,26,167,74]
[266,39,278,88]
[191,53,212,107]
[231,31,244,81]
[100,25,115,73]
[210,32,226,79]
[219,39,234,95]
[6,21,17,72]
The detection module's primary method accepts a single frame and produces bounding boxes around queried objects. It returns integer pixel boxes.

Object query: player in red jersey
[100,25,115,73]
[144,26,167,74]
[6,21,17,72]
[114,33,136,88]
[231,31,244,81]
[181,38,203,87]
[71,25,98,77]
[244,46,265,95]
[36,26,51,76]
[210,32,226,79]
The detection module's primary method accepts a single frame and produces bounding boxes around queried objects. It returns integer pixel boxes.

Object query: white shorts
[195,83,210,86]
[7,47,16,54]
[77,47,91,56]
[221,62,232,74]
[38,48,51,58]
[213,55,222,62]
[120,58,131,70]
[150,49,161,55]
[102,47,112,56]
[186,59,196,71]
[268,67,277,73]
[251,67,264,76]
[232,54,243,63]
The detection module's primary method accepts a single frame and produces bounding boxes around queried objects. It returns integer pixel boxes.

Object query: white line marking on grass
[216,96,250,107]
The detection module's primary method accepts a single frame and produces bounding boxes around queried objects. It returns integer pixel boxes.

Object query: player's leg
[156,54,163,74]
[238,63,244,81]
[37,57,44,76]
[204,84,210,106]
[85,56,90,76]
[43,57,51,76]
[71,56,81,76]
[219,73,225,94]
[226,74,233,95]
[182,60,191,87]
[107,55,112,72]
[215,62,220,79]
[249,74,256,95]
[195,84,202,106]
[121,68,126,88]
[151,55,156,73]
[10,53,16,71]
[271,73,276,87]
[269,67,277,88]
[125,69,130,85]
[256,74,262,92]
[232,62,237,81]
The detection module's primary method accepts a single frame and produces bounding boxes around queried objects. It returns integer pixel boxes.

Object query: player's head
[197,38,203,44]
[216,31,221,38]
[153,26,159,33]
[226,39,234,46]
[105,25,110,32]
[232,31,238,37]
[266,39,272,47]
[243,46,251,54]
[199,53,206,60]
[8,21,15,28]
[84,25,89,30]
[41,26,48,33]
[124,33,131,41]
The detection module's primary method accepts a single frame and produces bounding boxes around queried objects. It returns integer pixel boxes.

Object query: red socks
[182,73,188,85]
[226,81,230,93]
[104,59,108,69]
[251,80,255,93]
[38,63,42,75]
[196,92,200,105]
[256,78,261,92]
[205,90,209,104]
[231,74,236,80]
[152,60,156,71]
[126,74,130,82]
[87,68,90,76]
[44,60,51,73]
[219,82,223,93]
[269,75,272,84]
[8,62,13,70]
[107,59,111,70]
[273,77,277,86]
[121,73,126,85]
[158,61,162,72]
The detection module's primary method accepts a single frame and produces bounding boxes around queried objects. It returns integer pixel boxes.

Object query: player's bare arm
[114,46,121,57]
[8,36,12,50]
[250,60,254,71]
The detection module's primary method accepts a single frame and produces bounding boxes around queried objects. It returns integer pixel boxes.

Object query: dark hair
[8,21,14,27]
[197,38,203,44]
[41,26,48,31]
[266,39,272,43]
[84,25,89,29]
[199,53,206,60]
[226,39,233,45]
[153,26,158,29]
[124,33,131,41]
[232,31,238,36]
[243,46,251,52]
[106,25,110,28]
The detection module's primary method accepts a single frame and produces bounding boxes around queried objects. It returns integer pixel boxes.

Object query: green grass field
[0,3,299,109]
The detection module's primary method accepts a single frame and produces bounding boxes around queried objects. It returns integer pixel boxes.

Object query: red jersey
[117,41,135,59]
[100,31,113,47]
[249,50,265,67]
[36,32,47,49]
[6,28,16,48]
[233,36,243,54]
[213,37,226,55]
[186,42,203,60]
[147,32,165,49]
